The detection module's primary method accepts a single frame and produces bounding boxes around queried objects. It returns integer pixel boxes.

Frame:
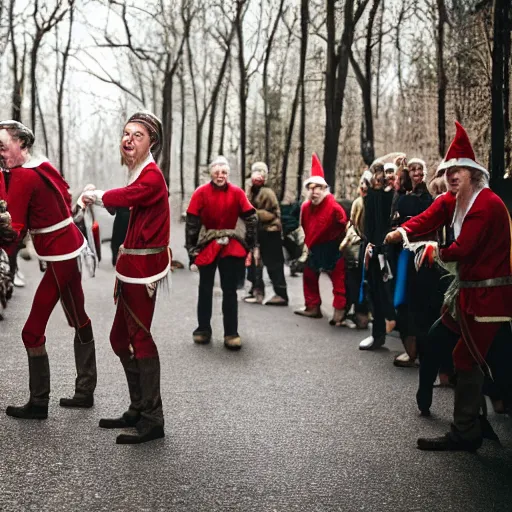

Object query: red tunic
[301,194,347,248]
[4,158,85,261]
[187,182,254,266]
[402,191,456,239]
[403,188,512,320]
[102,161,170,284]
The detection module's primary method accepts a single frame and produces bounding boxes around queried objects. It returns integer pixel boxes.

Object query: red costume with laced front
[2,158,89,348]
[101,158,171,360]
[186,182,254,266]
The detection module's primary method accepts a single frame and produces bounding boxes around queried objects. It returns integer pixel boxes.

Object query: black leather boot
[99,357,142,429]
[116,357,164,444]
[60,322,97,408]
[417,367,485,451]
[6,351,50,420]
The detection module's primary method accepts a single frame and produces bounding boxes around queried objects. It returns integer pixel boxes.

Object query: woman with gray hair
[186,156,258,350]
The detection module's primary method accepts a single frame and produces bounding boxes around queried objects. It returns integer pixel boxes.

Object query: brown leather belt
[459,275,512,289]
[118,245,167,256]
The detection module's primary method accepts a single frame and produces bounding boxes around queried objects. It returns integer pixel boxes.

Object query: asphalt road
[1,224,511,512]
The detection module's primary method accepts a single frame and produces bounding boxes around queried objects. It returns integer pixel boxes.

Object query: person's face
[445,167,465,195]
[447,166,471,196]
[372,171,385,190]
[359,182,368,197]
[211,164,229,187]
[307,184,326,205]
[120,122,152,168]
[251,171,265,187]
[409,164,424,186]
[385,169,396,186]
[0,129,26,169]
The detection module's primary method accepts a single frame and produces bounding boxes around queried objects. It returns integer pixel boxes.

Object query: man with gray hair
[186,156,258,350]
[245,161,288,306]
[386,121,512,451]
[0,120,96,420]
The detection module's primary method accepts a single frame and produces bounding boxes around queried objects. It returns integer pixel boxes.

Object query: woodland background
[0,0,510,206]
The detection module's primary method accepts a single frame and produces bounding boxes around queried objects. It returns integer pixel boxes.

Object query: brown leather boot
[329,308,346,326]
[60,321,97,408]
[99,357,142,428]
[116,357,164,444]
[6,348,50,420]
[294,306,323,318]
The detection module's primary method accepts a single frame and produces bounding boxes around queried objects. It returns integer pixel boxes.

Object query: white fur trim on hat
[441,157,489,177]
[361,170,373,184]
[304,175,328,188]
[408,157,427,178]
[384,163,397,172]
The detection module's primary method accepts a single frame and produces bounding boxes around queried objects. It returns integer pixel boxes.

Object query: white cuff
[94,190,105,207]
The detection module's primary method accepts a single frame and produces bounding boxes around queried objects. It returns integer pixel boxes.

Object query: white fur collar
[127,153,154,185]
[452,186,488,238]
[21,156,49,168]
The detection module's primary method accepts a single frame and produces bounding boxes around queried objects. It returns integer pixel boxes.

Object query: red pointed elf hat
[304,153,328,188]
[438,121,489,177]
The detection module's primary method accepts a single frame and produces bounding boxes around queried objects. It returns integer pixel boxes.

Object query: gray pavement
[1,225,511,511]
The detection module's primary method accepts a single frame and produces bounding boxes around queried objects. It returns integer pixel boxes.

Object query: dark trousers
[198,256,245,336]
[417,319,512,412]
[367,256,395,338]
[248,231,288,301]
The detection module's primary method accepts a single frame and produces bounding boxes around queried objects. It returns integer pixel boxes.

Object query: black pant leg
[416,319,458,412]
[259,231,288,300]
[197,261,218,332]
[218,257,244,336]
[368,258,386,338]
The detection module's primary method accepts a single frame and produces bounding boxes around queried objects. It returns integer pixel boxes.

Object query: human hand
[253,246,261,266]
[384,230,403,245]
[81,191,96,206]
[364,243,374,270]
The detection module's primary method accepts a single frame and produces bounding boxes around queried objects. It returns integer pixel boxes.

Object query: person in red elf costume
[185,156,258,350]
[0,120,96,420]
[82,111,170,444]
[294,154,348,325]
[386,121,512,451]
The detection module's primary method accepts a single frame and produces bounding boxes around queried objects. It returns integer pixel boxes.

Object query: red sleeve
[334,202,347,231]
[439,209,486,262]
[5,176,34,255]
[238,187,255,214]
[187,188,203,216]
[102,170,164,209]
[402,193,452,239]
[0,172,6,200]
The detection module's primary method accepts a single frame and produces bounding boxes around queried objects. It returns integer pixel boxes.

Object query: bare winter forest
[0,0,510,204]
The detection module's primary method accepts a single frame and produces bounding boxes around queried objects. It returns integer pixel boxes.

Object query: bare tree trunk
[235,0,247,187]
[160,65,174,186]
[490,0,508,184]
[206,32,234,166]
[503,3,511,172]
[219,80,229,156]
[323,0,369,188]
[350,0,380,166]
[178,66,186,200]
[9,0,25,122]
[36,89,49,156]
[436,0,448,158]
[375,0,384,119]
[282,76,301,200]
[263,0,285,169]
[296,0,309,201]
[57,1,74,176]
